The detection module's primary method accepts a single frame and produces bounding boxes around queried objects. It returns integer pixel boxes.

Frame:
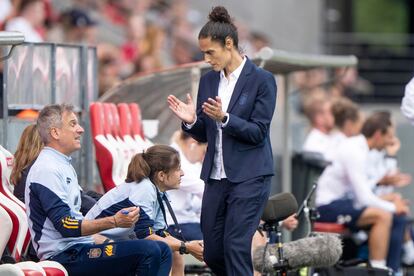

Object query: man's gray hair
[37,104,75,144]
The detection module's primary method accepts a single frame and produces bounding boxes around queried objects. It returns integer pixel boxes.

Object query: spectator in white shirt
[316,111,409,272]
[330,97,364,143]
[367,135,414,266]
[165,131,206,275]
[302,95,335,160]
[0,0,13,25]
[167,130,206,241]
[5,0,45,43]
[367,137,411,197]
[402,76,414,124]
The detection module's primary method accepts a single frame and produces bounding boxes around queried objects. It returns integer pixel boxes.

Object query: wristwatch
[221,114,228,124]
[179,241,188,255]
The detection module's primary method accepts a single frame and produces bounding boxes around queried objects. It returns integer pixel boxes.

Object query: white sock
[402,240,414,264]
[404,240,414,253]
[370,260,387,269]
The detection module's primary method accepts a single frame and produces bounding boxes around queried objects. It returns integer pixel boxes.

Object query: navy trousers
[201,176,271,276]
[387,214,407,272]
[50,240,172,276]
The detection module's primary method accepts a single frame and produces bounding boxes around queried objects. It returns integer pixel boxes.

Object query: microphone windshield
[253,233,342,272]
[262,193,298,223]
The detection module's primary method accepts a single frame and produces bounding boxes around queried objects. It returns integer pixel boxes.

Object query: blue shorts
[317,198,366,231]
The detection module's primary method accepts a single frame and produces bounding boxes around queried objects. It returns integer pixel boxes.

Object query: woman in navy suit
[168,6,277,276]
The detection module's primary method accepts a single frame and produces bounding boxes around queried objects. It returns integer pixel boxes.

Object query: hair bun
[208,6,232,24]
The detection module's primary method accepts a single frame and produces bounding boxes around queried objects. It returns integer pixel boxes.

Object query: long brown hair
[125,145,180,183]
[10,124,44,185]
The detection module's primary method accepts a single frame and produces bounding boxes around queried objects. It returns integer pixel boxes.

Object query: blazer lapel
[227,58,253,113]
[211,72,220,98]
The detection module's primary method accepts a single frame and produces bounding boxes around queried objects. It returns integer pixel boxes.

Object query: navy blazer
[183,58,277,183]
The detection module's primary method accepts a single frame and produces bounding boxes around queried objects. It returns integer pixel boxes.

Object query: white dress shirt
[166,142,204,224]
[210,57,247,179]
[315,135,396,213]
[302,128,336,161]
[366,149,398,196]
[402,76,414,125]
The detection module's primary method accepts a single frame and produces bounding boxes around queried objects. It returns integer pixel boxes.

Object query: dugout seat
[14,262,45,276]
[90,102,120,191]
[0,263,25,275]
[128,103,152,148]
[37,261,68,276]
[117,103,145,154]
[0,206,13,256]
[0,147,31,255]
[105,103,133,178]
[0,168,29,262]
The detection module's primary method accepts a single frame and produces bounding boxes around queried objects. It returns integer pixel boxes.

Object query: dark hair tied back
[199,6,239,48]
[209,6,232,24]
[125,145,180,184]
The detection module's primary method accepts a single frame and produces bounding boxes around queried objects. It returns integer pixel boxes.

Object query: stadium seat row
[90,102,153,192]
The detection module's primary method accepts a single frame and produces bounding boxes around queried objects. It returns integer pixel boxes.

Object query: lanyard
[156,187,187,242]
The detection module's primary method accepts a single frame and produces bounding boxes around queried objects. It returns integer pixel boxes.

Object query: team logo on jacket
[104,245,116,257]
[6,157,13,167]
[239,93,248,105]
[87,248,102,258]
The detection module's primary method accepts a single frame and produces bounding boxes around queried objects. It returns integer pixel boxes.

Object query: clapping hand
[167,94,196,124]
[202,97,226,122]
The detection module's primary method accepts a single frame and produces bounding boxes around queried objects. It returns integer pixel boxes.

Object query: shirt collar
[43,146,72,163]
[220,56,247,81]
[356,134,370,151]
[149,177,168,198]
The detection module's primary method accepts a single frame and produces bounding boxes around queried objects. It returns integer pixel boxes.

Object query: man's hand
[167,94,196,124]
[392,173,412,187]
[92,234,113,244]
[113,206,140,228]
[282,214,298,231]
[202,97,226,122]
[379,172,412,187]
[186,240,204,261]
[380,192,402,202]
[394,197,410,215]
[386,136,401,156]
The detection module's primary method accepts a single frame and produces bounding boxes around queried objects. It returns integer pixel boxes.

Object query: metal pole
[80,46,95,190]
[190,66,201,99]
[50,44,56,104]
[2,47,9,148]
[282,74,291,193]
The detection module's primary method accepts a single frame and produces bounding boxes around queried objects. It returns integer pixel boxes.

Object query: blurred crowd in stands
[0,0,271,97]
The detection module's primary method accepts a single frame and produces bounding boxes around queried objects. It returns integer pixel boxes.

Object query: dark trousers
[387,214,407,272]
[201,176,271,276]
[50,240,172,276]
